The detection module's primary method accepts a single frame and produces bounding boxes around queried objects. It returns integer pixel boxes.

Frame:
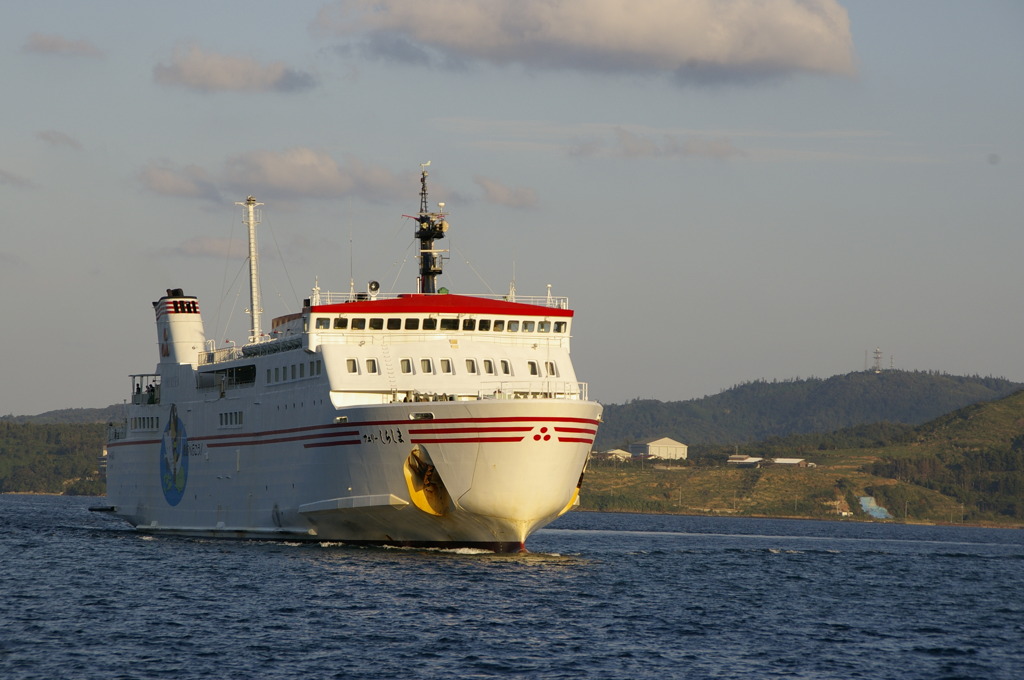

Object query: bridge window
[523,321,536,332]
[538,321,551,333]
[492,320,505,332]
[351,318,366,330]
[507,321,519,332]
[334,317,348,329]
[315,318,330,329]
[554,321,567,333]
[387,318,402,330]
[440,319,459,331]
[405,318,420,330]
[369,318,384,330]
[423,319,438,331]
[478,319,491,331]
[462,319,475,331]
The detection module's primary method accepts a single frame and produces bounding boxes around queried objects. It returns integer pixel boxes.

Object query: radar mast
[413,162,449,293]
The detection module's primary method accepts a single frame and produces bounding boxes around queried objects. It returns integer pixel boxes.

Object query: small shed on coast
[628,437,688,460]
[602,448,632,462]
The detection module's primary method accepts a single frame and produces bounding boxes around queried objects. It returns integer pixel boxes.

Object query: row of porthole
[266,359,324,384]
[345,357,559,378]
[313,316,568,334]
[130,416,160,431]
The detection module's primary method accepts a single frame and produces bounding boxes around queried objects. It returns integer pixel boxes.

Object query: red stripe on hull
[410,436,525,444]
[303,440,361,449]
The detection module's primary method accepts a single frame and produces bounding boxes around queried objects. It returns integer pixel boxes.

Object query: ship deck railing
[128,374,161,404]
[107,422,128,441]
[309,290,570,309]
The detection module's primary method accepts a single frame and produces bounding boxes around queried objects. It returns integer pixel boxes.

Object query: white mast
[237,196,264,343]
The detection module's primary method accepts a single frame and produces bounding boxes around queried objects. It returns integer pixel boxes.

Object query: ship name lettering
[362,428,405,444]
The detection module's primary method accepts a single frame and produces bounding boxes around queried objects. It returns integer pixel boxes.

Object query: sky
[1,0,1022,416]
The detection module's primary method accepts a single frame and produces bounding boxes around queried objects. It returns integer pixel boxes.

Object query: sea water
[1,495,1021,679]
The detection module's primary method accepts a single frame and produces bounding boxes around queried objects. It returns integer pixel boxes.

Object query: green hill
[1,405,123,425]
[596,370,1022,448]
[0,421,106,495]
[583,387,1024,525]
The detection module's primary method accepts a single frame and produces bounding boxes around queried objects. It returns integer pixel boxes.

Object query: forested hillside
[2,405,123,424]
[0,422,105,495]
[596,371,1022,448]
[864,389,1024,519]
[584,388,1024,524]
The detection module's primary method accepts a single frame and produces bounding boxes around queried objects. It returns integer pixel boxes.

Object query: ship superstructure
[104,166,601,551]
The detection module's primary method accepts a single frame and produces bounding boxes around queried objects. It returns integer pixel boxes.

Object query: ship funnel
[153,289,207,366]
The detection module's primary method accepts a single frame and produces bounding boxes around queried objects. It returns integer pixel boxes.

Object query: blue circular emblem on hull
[160,404,188,506]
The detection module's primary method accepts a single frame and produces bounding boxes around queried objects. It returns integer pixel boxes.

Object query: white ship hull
[107,397,600,551]
[105,172,601,551]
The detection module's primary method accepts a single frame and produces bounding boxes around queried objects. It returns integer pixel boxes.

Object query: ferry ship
[103,166,601,551]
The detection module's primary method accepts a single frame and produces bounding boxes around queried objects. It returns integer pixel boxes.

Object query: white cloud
[0,168,33,188]
[153,45,315,93]
[139,162,221,201]
[141,150,427,204]
[591,127,746,159]
[223,149,406,202]
[36,130,82,149]
[316,0,856,83]
[23,33,102,57]
[474,176,538,208]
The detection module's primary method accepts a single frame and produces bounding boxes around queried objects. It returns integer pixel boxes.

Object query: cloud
[474,176,538,208]
[153,45,316,93]
[223,148,406,201]
[0,169,33,189]
[23,33,103,57]
[36,130,82,150]
[315,0,855,83]
[139,161,221,202]
[141,150,416,203]
[572,127,745,159]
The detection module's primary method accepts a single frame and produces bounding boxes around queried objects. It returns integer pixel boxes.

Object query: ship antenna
[236,195,264,343]
[411,162,448,294]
